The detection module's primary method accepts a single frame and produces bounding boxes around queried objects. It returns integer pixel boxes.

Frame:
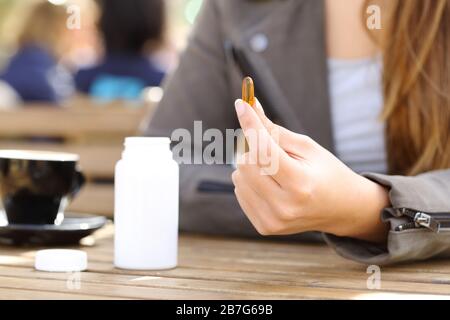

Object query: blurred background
[0,0,201,66]
[0,0,203,106]
[0,0,204,217]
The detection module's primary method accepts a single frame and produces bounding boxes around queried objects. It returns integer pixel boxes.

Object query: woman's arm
[232,98,390,240]
[232,98,450,265]
[325,170,450,265]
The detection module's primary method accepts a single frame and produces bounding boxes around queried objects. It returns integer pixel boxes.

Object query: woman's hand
[232,98,390,243]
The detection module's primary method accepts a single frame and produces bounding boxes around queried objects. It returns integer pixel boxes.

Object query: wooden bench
[0,95,159,217]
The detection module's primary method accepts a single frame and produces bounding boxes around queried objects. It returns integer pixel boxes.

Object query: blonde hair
[18,2,68,57]
[383,0,450,175]
[365,0,450,175]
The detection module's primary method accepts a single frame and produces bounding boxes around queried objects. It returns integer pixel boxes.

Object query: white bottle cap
[35,249,87,272]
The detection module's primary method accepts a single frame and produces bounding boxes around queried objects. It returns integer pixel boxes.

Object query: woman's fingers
[234,99,292,185]
[237,153,282,195]
[253,98,314,159]
[252,98,273,129]
[232,171,284,235]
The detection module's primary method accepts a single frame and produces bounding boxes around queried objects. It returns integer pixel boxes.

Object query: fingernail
[235,100,246,117]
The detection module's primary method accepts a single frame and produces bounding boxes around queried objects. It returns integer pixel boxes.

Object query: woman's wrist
[345,176,390,243]
[323,174,390,243]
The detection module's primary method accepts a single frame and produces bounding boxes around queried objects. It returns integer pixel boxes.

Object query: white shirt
[328,56,387,174]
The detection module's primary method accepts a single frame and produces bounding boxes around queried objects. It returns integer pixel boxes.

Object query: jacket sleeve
[324,169,450,265]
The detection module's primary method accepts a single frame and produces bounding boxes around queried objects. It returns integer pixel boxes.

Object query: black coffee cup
[0,150,85,225]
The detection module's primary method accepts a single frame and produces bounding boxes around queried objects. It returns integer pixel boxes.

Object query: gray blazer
[146,0,450,265]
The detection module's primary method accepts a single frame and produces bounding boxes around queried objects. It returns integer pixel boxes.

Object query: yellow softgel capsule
[242,76,255,107]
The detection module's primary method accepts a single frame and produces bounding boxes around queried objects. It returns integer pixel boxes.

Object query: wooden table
[0,223,450,300]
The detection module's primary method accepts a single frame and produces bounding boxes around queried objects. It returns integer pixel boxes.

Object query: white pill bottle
[114,137,179,270]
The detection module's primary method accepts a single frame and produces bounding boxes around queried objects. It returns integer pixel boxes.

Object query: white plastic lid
[35,249,87,272]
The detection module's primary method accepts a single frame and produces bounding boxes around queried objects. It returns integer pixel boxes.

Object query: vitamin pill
[242,76,255,107]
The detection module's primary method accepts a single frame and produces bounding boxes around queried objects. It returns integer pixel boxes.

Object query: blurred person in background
[62,0,102,71]
[0,1,75,104]
[75,0,166,102]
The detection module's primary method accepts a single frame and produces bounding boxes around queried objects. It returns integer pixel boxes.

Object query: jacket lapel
[230,0,334,152]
